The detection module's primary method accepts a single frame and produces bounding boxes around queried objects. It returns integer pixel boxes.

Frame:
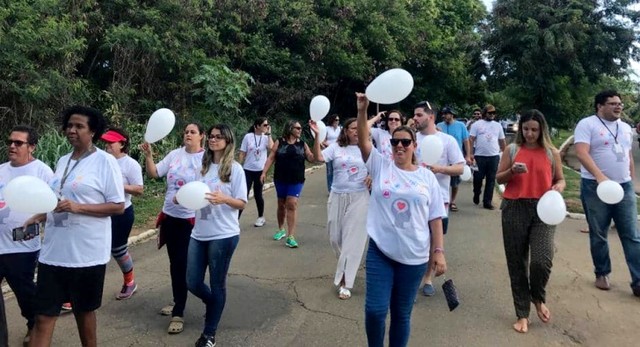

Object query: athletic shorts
[34,263,106,316]
[274,181,304,199]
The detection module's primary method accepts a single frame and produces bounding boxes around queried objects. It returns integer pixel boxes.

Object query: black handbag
[442,278,460,311]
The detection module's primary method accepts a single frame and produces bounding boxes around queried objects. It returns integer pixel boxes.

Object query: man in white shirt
[469,104,506,209]
[0,125,54,346]
[574,90,640,296]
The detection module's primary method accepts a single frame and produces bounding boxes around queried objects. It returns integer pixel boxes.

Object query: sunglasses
[5,140,28,147]
[208,134,226,140]
[292,126,302,130]
[389,138,413,147]
[388,117,401,122]
[415,101,433,110]
[262,123,269,127]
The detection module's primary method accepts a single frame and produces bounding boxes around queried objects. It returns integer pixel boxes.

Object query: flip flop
[450,203,458,212]
[338,286,351,300]
[167,316,184,334]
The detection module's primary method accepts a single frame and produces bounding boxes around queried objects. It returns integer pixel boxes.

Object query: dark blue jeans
[365,240,427,347]
[326,161,334,193]
[581,179,640,287]
[0,251,38,329]
[186,235,239,336]
[473,155,500,206]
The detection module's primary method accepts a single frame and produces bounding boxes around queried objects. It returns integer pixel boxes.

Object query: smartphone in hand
[12,223,40,241]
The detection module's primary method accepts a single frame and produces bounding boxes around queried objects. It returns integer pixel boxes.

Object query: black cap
[441,106,456,116]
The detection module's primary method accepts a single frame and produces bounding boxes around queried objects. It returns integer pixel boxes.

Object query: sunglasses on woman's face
[389,138,412,147]
[292,126,302,130]
[262,123,269,127]
[387,117,401,122]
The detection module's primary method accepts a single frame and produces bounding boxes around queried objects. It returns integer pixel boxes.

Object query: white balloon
[311,120,327,143]
[175,181,211,211]
[309,95,331,121]
[536,190,566,225]
[3,176,58,214]
[365,68,414,104]
[597,180,624,204]
[418,135,443,165]
[144,108,176,143]
[460,165,472,181]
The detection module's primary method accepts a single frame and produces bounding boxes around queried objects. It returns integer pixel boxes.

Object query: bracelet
[434,247,444,254]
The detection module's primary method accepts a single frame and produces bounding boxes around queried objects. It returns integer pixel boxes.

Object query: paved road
[3,166,640,346]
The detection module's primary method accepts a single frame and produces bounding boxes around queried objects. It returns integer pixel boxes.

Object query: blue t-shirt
[437,120,469,151]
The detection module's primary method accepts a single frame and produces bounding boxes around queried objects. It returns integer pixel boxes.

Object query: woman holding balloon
[323,114,342,193]
[186,124,247,347]
[311,118,369,300]
[261,120,317,248]
[140,122,205,334]
[356,93,447,347]
[496,109,565,334]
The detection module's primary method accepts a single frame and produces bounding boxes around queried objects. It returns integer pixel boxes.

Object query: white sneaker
[254,217,266,227]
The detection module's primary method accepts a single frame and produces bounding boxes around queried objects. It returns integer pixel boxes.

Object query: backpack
[508,143,555,177]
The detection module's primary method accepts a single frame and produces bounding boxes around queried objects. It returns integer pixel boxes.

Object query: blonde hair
[514,109,555,151]
[201,124,236,183]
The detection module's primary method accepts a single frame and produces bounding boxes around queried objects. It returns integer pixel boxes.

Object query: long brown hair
[201,124,236,183]
[514,109,555,151]
[336,118,357,147]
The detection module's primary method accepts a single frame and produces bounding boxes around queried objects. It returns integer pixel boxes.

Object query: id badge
[254,149,261,159]
[613,143,624,154]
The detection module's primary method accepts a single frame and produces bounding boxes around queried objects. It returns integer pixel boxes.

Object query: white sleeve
[574,117,592,145]
[427,173,446,221]
[321,143,337,161]
[231,163,248,203]
[370,128,382,147]
[365,147,383,179]
[103,156,125,204]
[498,124,506,139]
[240,134,249,153]
[156,149,177,178]
[447,138,465,165]
[127,159,144,186]
[469,122,478,137]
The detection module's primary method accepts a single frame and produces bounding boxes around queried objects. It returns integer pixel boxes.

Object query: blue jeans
[186,235,239,336]
[326,161,334,193]
[365,240,427,347]
[581,179,640,287]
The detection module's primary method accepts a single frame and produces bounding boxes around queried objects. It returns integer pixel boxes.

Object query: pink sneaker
[61,302,72,313]
[116,282,137,300]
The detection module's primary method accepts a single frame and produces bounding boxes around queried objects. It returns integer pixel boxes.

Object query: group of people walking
[1,89,639,347]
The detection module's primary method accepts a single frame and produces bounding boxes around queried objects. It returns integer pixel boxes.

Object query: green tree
[483,0,640,126]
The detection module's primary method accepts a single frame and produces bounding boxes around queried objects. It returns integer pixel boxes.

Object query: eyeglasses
[208,134,226,140]
[473,112,481,116]
[292,126,302,130]
[389,138,413,147]
[5,140,28,147]
[388,117,401,122]
[262,123,269,127]
[606,102,624,108]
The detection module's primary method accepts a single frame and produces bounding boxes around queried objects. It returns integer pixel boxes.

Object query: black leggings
[161,215,194,317]
[241,169,264,217]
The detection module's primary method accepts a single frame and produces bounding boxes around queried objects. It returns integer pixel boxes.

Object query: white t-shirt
[370,127,393,160]
[365,150,446,265]
[0,160,53,254]
[574,115,633,183]
[117,155,143,209]
[326,126,341,146]
[156,147,204,219]
[192,162,247,241]
[240,133,270,172]
[416,132,465,204]
[470,120,505,156]
[322,144,368,193]
[42,149,125,267]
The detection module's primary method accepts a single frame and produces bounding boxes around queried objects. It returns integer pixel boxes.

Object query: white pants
[327,190,369,289]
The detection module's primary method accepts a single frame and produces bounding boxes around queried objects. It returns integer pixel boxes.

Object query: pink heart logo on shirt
[397,201,406,210]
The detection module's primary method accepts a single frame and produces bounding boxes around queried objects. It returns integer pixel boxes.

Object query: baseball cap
[441,106,456,116]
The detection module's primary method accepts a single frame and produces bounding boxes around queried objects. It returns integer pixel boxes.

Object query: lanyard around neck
[60,146,95,191]
[596,116,619,144]
[253,133,262,148]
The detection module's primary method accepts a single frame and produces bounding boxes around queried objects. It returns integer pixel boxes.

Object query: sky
[481,0,640,81]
